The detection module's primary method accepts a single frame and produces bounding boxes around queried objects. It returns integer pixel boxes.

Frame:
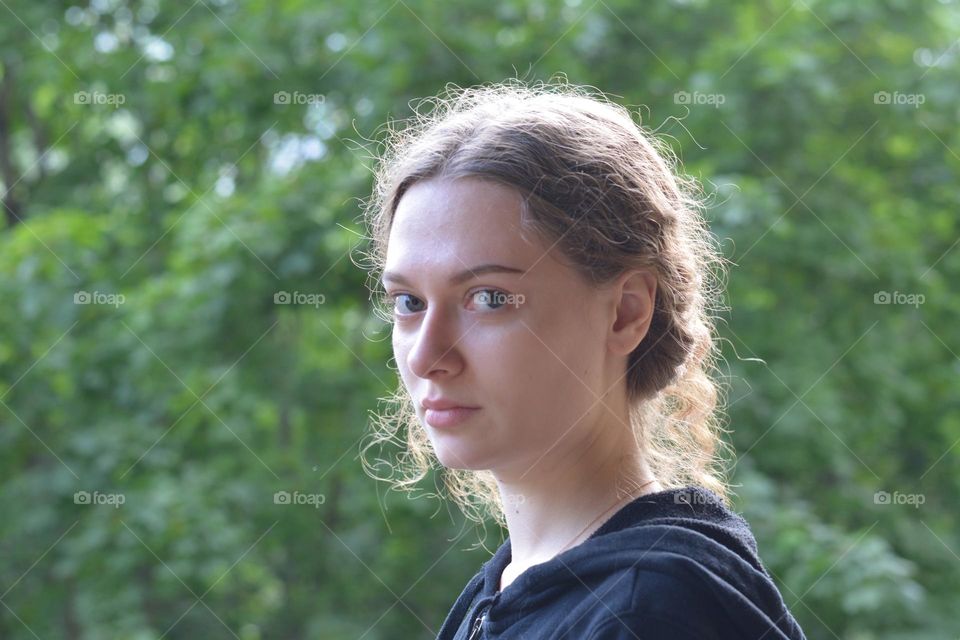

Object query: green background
[0,0,957,638]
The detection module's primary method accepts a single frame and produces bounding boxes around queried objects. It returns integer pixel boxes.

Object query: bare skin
[384,176,662,593]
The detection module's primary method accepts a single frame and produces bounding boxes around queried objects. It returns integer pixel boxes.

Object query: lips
[420,396,481,428]
[423,406,480,428]
[421,397,480,411]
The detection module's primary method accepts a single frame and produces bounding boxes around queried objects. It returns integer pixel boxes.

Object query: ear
[609,269,658,357]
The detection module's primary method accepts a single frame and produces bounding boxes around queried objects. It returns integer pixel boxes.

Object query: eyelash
[387,288,510,317]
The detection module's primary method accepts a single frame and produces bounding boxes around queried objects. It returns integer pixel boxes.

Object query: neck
[494,410,660,571]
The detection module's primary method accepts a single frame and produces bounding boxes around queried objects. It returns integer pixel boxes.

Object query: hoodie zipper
[467,603,491,640]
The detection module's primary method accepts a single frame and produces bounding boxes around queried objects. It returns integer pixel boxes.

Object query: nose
[404,305,465,380]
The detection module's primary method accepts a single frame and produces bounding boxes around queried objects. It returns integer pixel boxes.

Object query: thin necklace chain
[554,478,657,556]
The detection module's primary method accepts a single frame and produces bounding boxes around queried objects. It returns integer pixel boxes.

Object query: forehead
[384,177,542,275]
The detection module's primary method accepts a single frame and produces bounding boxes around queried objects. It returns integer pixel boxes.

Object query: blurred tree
[0,1,957,638]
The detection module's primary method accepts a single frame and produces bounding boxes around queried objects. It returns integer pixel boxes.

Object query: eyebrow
[381,263,527,287]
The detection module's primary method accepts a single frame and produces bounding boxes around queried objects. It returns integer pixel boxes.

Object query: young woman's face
[383,176,621,479]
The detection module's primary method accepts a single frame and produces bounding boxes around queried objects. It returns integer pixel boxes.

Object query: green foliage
[1,0,957,638]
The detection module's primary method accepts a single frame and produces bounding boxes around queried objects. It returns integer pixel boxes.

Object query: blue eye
[470,289,507,310]
[393,294,425,314]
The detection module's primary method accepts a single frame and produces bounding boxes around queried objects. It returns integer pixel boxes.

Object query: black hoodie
[435,486,807,639]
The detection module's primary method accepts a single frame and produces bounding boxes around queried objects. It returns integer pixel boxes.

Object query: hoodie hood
[437,485,806,639]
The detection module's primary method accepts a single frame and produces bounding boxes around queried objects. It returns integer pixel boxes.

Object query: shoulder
[586,612,714,640]
[585,563,731,640]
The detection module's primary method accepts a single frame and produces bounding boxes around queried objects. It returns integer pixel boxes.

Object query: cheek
[392,330,413,385]
[473,322,602,431]
[391,329,401,361]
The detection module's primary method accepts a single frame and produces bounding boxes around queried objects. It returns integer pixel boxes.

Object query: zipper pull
[468,608,488,640]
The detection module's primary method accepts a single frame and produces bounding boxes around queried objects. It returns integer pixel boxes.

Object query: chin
[432,445,487,471]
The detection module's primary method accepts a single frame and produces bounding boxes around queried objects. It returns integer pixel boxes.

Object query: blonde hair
[359,80,734,528]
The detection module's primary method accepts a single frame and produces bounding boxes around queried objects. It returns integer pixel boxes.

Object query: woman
[361,81,807,639]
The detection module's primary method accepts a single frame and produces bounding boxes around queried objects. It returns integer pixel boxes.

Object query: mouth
[424,407,481,429]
